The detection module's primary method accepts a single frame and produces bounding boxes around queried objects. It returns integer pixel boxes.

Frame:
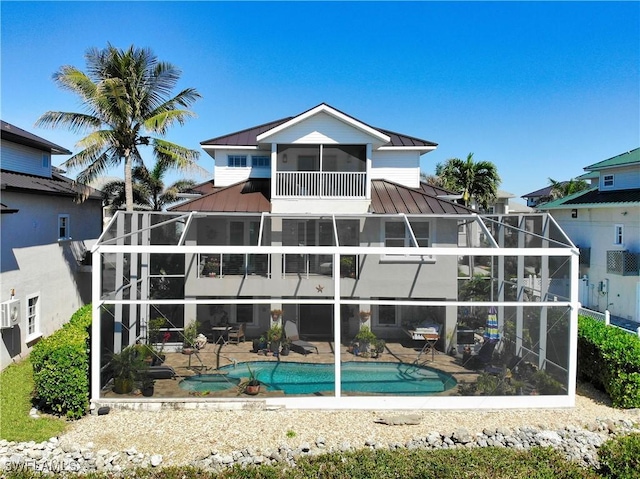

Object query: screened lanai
[91,211,579,410]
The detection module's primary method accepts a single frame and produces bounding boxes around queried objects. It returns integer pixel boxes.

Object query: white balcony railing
[275,171,366,198]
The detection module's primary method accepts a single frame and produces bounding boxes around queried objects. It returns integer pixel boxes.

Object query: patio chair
[227,323,246,344]
[145,365,177,380]
[283,320,318,355]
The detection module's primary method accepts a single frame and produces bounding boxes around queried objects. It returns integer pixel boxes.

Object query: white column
[567,248,579,405]
[271,143,278,198]
[114,214,125,352]
[128,213,139,346]
[334,251,341,398]
[90,249,102,405]
[365,144,372,199]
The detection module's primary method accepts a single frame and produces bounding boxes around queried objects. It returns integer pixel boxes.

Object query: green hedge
[577,315,640,408]
[30,304,92,419]
[598,432,640,479]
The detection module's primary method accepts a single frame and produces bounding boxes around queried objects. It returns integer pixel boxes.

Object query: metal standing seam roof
[200,104,437,148]
[170,178,473,215]
[583,147,640,171]
[1,120,72,155]
[0,169,103,200]
[539,187,640,209]
[170,179,271,212]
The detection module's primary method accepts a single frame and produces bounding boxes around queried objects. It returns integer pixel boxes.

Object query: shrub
[30,304,92,419]
[598,432,640,479]
[577,315,640,408]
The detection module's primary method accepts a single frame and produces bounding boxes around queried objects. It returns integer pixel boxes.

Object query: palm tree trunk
[124,151,134,212]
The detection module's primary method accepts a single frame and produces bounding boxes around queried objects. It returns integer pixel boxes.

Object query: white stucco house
[538,148,640,321]
[92,104,578,409]
[0,121,103,369]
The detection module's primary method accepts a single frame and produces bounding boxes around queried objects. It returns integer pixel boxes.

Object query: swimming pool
[179,361,457,396]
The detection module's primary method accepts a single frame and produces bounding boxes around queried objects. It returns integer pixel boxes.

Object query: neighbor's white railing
[275,171,366,197]
[579,305,640,336]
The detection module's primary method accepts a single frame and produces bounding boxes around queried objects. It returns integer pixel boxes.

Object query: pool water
[180,361,457,396]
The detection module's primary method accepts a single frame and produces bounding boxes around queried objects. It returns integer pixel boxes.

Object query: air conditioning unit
[1,299,21,329]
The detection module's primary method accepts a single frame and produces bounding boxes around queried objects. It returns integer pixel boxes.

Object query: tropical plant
[36,43,201,211]
[547,177,589,200]
[182,320,200,349]
[438,153,501,209]
[101,161,198,213]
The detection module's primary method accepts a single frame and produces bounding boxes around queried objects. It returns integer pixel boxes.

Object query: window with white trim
[383,220,431,260]
[27,295,39,337]
[614,224,624,245]
[252,155,270,167]
[228,155,247,167]
[58,214,70,240]
[603,174,614,188]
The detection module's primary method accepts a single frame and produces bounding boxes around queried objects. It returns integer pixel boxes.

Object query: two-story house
[92,105,578,409]
[538,148,640,321]
[0,121,103,369]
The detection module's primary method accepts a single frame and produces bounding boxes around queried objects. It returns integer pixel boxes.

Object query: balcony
[275,171,366,198]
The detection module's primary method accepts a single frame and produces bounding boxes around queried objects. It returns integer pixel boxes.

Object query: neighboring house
[538,148,640,321]
[0,121,103,369]
[91,104,577,408]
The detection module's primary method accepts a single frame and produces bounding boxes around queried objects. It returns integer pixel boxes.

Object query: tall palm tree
[548,177,589,200]
[439,153,501,209]
[102,160,197,213]
[36,44,201,211]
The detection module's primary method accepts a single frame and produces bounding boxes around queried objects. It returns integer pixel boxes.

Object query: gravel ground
[58,383,640,467]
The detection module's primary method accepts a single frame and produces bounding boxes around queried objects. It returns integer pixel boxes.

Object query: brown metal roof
[371,180,473,215]
[170,179,271,213]
[201,104,437,148]
[1,120,72,155]
[0,169,103,200]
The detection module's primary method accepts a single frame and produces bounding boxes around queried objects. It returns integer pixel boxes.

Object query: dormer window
[603,174,614,188]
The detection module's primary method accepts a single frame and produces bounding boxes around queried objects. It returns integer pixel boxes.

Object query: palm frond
[35,112,101,134]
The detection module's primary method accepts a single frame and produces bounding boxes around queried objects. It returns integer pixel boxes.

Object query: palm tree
[36,44,201,211]
[102,160,197,213]
[547,177,589,200]
[438,153,501,209]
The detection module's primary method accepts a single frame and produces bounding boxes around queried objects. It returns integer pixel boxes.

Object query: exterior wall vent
[606,250,639,276]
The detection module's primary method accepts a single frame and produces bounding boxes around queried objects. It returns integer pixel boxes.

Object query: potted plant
[109,346,146,394]
[270,309,283,321]
[267,324,283,353]
[373,339,386,358]
[182,320,199,354]
[141,374,155,397]
[354,326,377,354]
[241,364,261,395]
[358,310,371,322]
[202,257,220,277]
[280,337,291,356]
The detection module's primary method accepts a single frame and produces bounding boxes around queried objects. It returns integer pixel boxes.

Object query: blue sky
[2,1,638,201]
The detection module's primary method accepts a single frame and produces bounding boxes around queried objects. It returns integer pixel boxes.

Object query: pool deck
[102,340,480,399]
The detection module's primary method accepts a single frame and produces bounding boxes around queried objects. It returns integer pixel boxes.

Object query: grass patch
[2,447,601,478]
[0,358,68,442]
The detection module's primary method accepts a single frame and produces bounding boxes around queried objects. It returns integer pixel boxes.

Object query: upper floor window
[252,155,270,167]
[58,214,70,240]
[603,174,614,188]
[42,153,50,168]
[383,220,432,260]
[228,155,247,167]
[614,224,624,245]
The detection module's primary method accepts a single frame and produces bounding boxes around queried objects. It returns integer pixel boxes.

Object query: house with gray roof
[0,121,102,369]
[538,148,639,322]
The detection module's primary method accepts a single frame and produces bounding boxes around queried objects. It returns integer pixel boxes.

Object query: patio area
[101,339,480,399]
